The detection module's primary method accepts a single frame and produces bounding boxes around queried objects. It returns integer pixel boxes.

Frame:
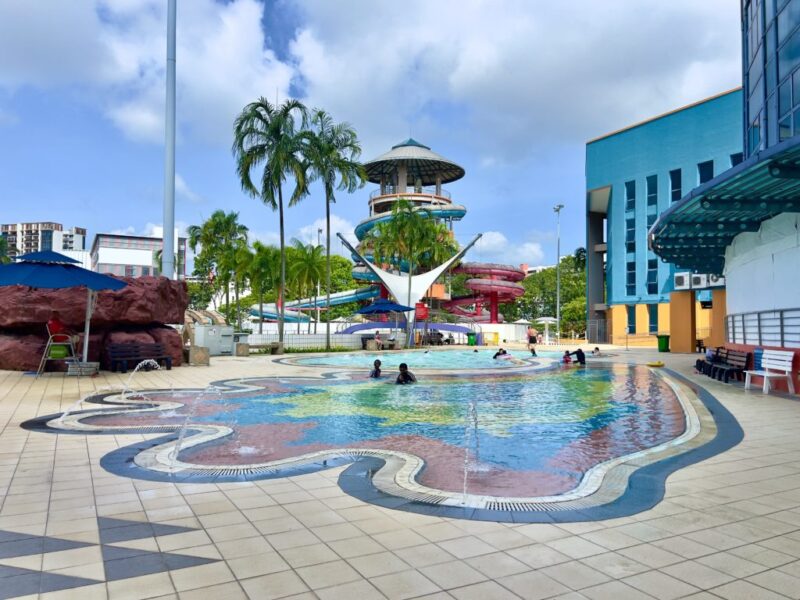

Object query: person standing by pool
[374,330,383,350]
[527,326,537,352]
[369,359,382,378]
[396,363,416,384]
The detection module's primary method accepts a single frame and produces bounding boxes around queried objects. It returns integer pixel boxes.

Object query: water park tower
[354,139,524,323]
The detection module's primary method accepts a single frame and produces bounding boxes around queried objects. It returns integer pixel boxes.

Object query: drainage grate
[485,500,563,512]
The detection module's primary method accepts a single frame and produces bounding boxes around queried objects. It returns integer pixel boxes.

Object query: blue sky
[0,0,741,268]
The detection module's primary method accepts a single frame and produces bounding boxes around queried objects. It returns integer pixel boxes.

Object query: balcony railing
[725,307,800,348]
[369,185,450,200]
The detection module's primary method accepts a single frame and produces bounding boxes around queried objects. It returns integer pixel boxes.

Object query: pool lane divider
[20,367,742,522]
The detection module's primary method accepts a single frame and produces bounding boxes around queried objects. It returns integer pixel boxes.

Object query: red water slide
[443,262,525,323]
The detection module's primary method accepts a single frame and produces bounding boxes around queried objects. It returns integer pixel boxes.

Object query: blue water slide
[337,322,474,336]
[354,205,467,241]
[250,287,380,322]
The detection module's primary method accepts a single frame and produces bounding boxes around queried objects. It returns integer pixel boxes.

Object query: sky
[0,0,742,269]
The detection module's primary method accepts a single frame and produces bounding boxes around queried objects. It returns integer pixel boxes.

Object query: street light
[554,204,565,343]
[316,228,322,334]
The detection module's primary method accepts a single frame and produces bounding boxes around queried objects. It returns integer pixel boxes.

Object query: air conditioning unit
[674,273,691,290]
[708,274,726,287]
[691,274,708,289]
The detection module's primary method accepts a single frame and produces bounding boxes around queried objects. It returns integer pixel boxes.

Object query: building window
[646,175,657,207]
[730,152,744,166]
[625,218,636,253]
[624,180,636,211]
[142,267,150,276]
[648,304,659,333]
[646,213,656,229]
[697,160,714,184]
[124,265,135,277]
[669,169,682,202]
[647,258,658,295]
[626,305,636,334]
[626,261,636,296]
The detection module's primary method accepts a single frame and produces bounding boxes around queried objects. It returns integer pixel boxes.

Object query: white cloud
[110,221,189,238]
[0,0,293,145]
[466,230,545,267]
[297,214,357,249]
[175,173,201,203]
[290,0,741,159]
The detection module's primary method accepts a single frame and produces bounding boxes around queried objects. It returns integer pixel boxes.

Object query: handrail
[369,186,451,200]
[725,307,800,347]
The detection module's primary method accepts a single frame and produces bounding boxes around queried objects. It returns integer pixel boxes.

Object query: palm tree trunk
[278,188,286,345]
[406,257,414,348]
[225,283,231,325]
[325,188,332,351]
[235,279,241,331]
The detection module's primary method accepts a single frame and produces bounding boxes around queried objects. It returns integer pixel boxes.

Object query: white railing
[370,186,451,200]
[726,307,800,348]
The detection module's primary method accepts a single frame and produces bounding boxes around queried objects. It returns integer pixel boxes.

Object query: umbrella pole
[82,289,95,363]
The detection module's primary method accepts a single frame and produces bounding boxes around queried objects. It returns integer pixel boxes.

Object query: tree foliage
[516,252,587,335]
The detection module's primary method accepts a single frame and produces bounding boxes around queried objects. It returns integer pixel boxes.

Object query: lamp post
[554,204,564,344]
[316,228,322,334]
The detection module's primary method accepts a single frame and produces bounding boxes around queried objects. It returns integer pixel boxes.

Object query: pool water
[91,364,686,497]
[294,348,560,370]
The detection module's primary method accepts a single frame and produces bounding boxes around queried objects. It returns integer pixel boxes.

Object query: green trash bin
[467,332,477,346]
[49,345,69,359]
[656,334,670,353]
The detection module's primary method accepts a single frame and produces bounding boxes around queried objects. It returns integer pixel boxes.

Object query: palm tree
[573,247,587,271]
[233,98,308,348]
[288,239,326,333]
[303,109,366,349]
[154,248,184,278]
[0,236,10,264]
[187,210,248,325]
[248,242,281,334]
[365,199,458,346]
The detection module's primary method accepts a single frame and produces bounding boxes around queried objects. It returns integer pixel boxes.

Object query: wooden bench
[744,349,795,394]
[697,347,726,376]
[107,343,173,373]
[696,338,706,353]
[711,349,751,383]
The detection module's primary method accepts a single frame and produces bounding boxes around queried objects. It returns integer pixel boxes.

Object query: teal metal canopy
[650,137,800,275]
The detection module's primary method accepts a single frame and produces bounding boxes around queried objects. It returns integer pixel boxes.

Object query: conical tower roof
[363,138,465,185]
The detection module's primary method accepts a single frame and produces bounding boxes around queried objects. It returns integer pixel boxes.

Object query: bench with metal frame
[744,349,795,394]
[711,349,751,383]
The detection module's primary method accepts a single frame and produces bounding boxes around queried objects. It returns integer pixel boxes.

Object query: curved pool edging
[20,367,741,521]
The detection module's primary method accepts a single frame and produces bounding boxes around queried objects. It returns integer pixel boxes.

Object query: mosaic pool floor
[1,348,800,599]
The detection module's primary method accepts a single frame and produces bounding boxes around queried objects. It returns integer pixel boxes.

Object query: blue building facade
[585,89,743,341]
[743,0,800,154]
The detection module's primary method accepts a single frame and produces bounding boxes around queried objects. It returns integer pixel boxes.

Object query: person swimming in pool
[396,363,417,384]
[568,348,586,365]
[369,359,382,378]
[493,348,508,359]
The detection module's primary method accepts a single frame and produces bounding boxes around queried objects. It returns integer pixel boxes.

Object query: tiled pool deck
[1,349,800,599]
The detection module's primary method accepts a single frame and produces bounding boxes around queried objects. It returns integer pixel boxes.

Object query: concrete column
[435,174,442,196]
[585,212,605,320]
[380,175,386,195]
[608,305,628,345]
[669,291,697,353]
[708,288,727,347]
[397,163,407,194]
[635,304,649,335]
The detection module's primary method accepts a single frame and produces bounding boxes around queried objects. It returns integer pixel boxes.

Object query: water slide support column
[161,0,176,279]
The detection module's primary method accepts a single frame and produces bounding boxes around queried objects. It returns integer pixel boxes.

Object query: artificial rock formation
[0,276,188,371]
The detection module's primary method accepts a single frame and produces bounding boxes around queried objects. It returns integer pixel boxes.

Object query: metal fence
[247,332,409,351]
[725,307,800,348]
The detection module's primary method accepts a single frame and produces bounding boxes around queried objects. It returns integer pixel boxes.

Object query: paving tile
[449,580,520,600]
[418,560,487,590]
[465,551,530,578]
[348,551,411,578]
[215,536,274,560]
[393,543,456,568]
[437,536,497,559]
[545,537,607,560]
[622,570,700,600]
[617,544,684,569]
[709,579,789,600]
[279,542,339,568]
[295,559,362,590]
[239,570,310,600]
[328,535,386,559]
[496,570,572,600]
[370,570,441,600]
[178,581,248,600]
[315,579,386,600]
[226,552,291,579]
[660,560,735,589]
[539,560,610,590]
[508,543,572,569]
[579,551,650,579]
[580,580,654,600]
[746,569,800,598]
[696,551,769,577]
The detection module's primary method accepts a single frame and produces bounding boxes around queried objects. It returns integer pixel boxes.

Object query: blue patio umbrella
[357,298,414,314]
[0,251,127,363]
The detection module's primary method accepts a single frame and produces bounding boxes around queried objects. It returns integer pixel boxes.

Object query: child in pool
[369,359,382,378]
[562,351,572,365]
[396,363,417,384]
